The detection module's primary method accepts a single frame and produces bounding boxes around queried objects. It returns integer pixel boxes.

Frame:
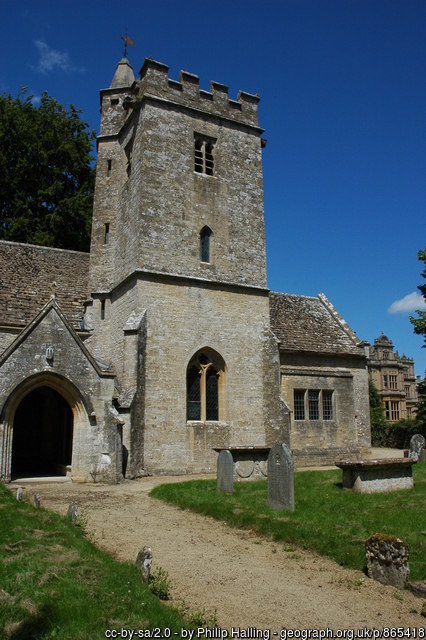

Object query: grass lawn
[0,483,188,640]
[151,463,426,582]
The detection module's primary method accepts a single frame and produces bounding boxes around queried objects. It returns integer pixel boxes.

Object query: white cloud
[34,41,84,75]
[388,291,426,314]
[35,40,70,73]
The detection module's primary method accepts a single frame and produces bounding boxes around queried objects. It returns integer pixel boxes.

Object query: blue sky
[1,0,425,375]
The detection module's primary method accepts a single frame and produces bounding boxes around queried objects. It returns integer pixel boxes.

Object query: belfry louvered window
[186,349,225,421]
[194,136,215,175]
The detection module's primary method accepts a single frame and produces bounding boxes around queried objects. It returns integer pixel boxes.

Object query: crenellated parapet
[98,57,261,139]
[136,58,261,128]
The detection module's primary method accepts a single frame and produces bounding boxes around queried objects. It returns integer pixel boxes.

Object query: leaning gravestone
[365,534,410,590]
[16,487,23,501]
[267,442,294,512]
[67,502,78,524]
[217,450,234,494]
[33,494,41,508]
[409,434,425,463]
[136,546,152,584]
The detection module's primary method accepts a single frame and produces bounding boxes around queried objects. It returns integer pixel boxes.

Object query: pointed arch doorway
[11,386,73,479]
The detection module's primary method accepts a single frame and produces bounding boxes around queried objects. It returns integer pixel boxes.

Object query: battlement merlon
[135,57,261,128]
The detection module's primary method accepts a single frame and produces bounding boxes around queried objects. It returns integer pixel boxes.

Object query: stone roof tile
[0,241,89,330]
[269,291,364,356]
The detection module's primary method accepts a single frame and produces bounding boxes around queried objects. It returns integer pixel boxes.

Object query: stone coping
[336,458,416,469]
[213,446,271,453]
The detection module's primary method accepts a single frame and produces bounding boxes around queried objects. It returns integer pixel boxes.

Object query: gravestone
[409,434,425,463]
[33,494,41,508]
[16,487,23,501]
[267,442,294,511]
[67,502,78,524]
[136,546,152,584]
[365,534,410,589]
[217,450,234,494]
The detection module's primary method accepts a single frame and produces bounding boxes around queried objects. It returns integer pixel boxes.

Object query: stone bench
[335,458,416,494]
[214,446,270,480]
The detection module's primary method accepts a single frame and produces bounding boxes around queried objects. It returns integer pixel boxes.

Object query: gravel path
[11,475,425,633]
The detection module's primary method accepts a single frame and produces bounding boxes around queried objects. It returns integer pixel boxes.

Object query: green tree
[368,379,387,445]
[410,249,426,344]
[414,378,426,428]
[410,249,426,429]
[0,90,95,251]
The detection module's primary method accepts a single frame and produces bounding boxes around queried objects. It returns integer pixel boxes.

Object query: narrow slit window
[125,140,133,178]
[104,223,110,245]
[200,227,212,263]
[107,159,112,177]
[100,299,106,320]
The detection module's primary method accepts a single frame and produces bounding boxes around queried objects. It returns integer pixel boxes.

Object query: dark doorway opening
[11,387,73,479]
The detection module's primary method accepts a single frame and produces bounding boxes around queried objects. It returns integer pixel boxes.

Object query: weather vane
[121,29,134,58]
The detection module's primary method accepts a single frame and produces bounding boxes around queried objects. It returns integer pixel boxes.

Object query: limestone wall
[0,329,19,354]
[280,352,371,465]
[0,305,117,482]
[102,275,287,474]
[90,71,267,295]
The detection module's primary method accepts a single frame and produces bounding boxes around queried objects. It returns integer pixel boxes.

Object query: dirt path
[11,476,424,633]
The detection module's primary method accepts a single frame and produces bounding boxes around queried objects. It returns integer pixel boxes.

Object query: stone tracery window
[186,349,225,421]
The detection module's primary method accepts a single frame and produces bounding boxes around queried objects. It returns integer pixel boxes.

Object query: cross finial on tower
[121,29,134,58]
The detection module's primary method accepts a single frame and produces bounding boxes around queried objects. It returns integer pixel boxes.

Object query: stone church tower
[0,55,370,483]
[84,57,288,476]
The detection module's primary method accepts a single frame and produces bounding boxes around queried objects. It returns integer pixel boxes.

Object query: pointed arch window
[200,226,212,263]
[186,349,225,421]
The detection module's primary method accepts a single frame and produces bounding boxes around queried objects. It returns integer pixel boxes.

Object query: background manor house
[0,56,371,482]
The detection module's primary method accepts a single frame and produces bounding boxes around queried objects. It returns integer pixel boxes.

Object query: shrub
[384,419,426,449]
[149,567,172,600]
